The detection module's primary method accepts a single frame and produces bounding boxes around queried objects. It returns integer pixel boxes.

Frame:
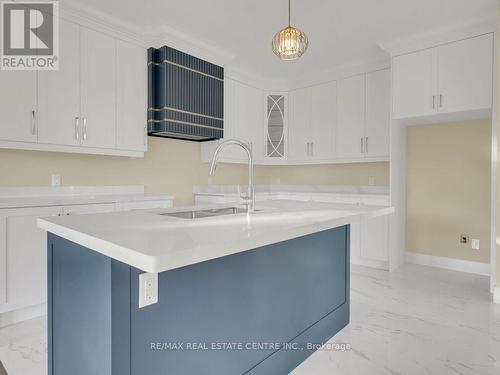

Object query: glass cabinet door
[266,94,286,158]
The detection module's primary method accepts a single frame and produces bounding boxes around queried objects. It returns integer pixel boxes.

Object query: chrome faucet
[209,139,255,213]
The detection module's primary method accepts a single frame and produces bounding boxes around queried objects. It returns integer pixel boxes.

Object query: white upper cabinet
[288,82,337,162]
[38,19,80,146]
[265,94,287,160]
[310,81,337,160]
[116,39,147,152]
[286,70,388,164]
[233,81,264,161]
[80,27,116,149]
[392,33,493,120]
[337,74,365,159]
[0,70,37,142]
[365,69,390,158]
[201,78,264,163]
[288,87,311,161]
[392,49,435,119]
[0,18,146,157]
[437,34,493,114]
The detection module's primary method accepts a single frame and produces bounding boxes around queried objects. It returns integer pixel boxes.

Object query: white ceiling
[66,0,497,80]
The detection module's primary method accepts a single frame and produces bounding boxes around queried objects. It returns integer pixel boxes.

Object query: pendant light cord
[288,0,291,26]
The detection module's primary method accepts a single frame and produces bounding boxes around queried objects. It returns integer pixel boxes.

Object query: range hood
[147,46,224,141]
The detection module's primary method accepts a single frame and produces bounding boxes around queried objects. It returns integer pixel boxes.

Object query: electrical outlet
[139,272,158,308]
[471,239,480,251]
[368,177,375,186]
[460,235,469,244]
[51,174,61,187]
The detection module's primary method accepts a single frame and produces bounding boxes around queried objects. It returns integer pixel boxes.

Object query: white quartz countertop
[37,200,394,273]
[0,185,173,209]
[0,193,174,209]
[193,184,390,196]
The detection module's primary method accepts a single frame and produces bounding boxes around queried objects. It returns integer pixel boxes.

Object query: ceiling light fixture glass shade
[272,0,308,61]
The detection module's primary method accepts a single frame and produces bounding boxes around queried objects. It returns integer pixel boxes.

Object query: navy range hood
[147,46,224,141]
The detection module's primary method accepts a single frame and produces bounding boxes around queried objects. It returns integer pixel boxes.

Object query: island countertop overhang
[37,200,394,273]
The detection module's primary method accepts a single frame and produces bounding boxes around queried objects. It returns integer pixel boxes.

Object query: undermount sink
[160,207,250,219]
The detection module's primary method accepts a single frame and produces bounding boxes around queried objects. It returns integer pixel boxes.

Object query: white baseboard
[494,288,500,305]
[405,252,490,276]
[0,303,46,328]
[351,257,389,271]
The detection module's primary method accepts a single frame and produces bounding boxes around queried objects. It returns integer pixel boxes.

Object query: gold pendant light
[272,0,309,61]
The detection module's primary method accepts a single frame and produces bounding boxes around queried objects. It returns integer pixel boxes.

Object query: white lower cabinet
[356,215,389,269]
[63,203,116,215]
[0,199,173,325]
[343,211,389,270]
[0,206,62,314]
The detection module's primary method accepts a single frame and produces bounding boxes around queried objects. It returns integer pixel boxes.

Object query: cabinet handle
[360,137,364,153]
[439,94,443,108]
[75,117,80,141]
[432,95,436,109]
[311,142,314,157]
[365,137,368,153]
[31,110,36,135]
[143,126,147,146]
[82,117,87,141]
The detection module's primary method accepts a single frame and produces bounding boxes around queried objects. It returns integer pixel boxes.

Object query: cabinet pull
[432,95,436,109]
[75,117,80,141]
[311,142,314,157]
[31,110,36,135]
[144,126,147,146]
[439,94,443,108]
[365,137,368,153]
[82,117,87,141]
[360,137,364,153]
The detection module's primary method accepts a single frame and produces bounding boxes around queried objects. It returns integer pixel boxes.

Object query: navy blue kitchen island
[47,225,350,375]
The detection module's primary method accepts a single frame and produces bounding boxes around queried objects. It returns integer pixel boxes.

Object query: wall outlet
[368,177,375,186]
[471,239,480,251]
[139,272,158,308]
[51,174,61,187]
[460,235,469,244]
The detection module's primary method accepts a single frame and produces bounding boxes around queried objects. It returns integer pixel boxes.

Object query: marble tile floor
[1,264,499,375]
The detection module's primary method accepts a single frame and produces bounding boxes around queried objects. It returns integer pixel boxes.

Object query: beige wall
[406,119,492,264]
[0,137,389,206]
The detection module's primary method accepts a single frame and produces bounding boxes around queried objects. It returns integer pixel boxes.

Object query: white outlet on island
[139,272,158,308]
